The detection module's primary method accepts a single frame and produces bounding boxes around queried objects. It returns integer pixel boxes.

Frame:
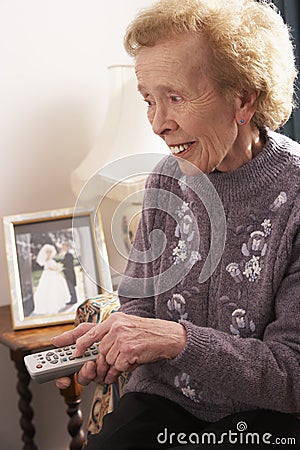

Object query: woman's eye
[144,99,155,107]
[170,95,183,103]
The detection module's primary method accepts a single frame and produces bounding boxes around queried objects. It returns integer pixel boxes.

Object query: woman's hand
[52,312,187,388]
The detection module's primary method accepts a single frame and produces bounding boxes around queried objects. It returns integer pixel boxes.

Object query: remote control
[24,344,99,384]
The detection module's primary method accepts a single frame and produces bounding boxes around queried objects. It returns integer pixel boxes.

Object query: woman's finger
[94,353,111,384]
[74,323,107,356]
[52,322,96,347]
[102,365,122,385]
[55,376,72,389]
[77,360,97,386]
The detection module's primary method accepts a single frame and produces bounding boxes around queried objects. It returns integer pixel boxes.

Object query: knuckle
[111,312,124,321]
[127,354,138,365]
[77,322,89,331]
[105,354,114,366]
[77,362,96,385]
[97,353,106,363]
[110,321,124,334]
[82,361,95,377]
[87,325,99,338]
[114,361,126,372]
[97,356,109,370]
[120,341,135,356]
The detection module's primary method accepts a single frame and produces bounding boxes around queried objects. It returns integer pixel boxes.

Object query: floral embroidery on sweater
[220,291,256,338]
[226,192,287,284]
[173,240,188,264]
[174,372,202,403]
[269,191,287,212]
[167,293,188,321]
[233,227,272,282]
[223,192,287,337]
[243,255,262,282]
[172,199,202,266]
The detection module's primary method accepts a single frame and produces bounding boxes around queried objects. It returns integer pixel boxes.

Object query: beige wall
[0,1,154,448]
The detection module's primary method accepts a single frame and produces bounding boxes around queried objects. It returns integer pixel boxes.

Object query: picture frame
[3,207,112,329]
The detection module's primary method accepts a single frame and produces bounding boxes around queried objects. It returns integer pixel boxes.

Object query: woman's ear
[235,91,260,126]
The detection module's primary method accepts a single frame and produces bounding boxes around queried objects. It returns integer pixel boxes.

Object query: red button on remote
[36,364,43,369]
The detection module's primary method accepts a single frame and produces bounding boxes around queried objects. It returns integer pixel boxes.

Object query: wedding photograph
[3,208,106,329]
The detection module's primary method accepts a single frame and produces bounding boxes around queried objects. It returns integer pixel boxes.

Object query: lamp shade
[71,64,168,200]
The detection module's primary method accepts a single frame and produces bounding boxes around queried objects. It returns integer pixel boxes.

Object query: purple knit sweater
[118,130,300,422]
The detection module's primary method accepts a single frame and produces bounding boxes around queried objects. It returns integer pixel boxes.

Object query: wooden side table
[0,305,85,450]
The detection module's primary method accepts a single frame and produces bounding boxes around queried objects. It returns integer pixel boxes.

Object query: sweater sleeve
[169,229,300,413]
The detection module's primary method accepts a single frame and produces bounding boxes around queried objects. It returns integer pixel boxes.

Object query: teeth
[170,142,192,154]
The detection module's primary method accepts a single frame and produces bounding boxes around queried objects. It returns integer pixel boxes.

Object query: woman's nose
[150,105,177,137]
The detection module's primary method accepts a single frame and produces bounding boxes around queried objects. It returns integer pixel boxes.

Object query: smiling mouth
[169,141,196,155]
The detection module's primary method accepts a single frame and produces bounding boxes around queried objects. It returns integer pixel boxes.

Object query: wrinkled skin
[53,312,186,388]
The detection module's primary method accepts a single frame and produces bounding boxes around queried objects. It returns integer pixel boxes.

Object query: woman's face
[135,33,251,173]
[45,249,53,260]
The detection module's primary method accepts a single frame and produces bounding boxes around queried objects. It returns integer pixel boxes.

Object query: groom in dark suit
[61,242,78,305]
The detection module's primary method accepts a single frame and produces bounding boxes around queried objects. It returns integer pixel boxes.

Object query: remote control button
[66,351,72,355]
[84,351,91,357]
[53,354,59,359]
[50,360,58,364]
[69,356,75,360]
[46,351,54,356]
[61,358,68,363]
[46,356,51,361]
[71,345,76,349]
[36,364,43,369]
[63,347,70,351]
[92,350,98,355]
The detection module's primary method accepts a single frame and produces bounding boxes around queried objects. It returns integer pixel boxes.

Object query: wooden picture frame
[3,207,112,329]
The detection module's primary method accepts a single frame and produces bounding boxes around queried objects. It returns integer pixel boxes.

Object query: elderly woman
[54,0,300,448]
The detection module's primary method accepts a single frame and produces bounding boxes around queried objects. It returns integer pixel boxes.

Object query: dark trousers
[84,392,300,449]
[66,279,78,304]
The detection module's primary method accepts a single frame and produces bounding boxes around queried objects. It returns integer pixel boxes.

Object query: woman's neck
[216,124,265,173]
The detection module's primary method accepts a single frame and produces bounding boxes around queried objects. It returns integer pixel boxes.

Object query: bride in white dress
[33,244,70,315]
